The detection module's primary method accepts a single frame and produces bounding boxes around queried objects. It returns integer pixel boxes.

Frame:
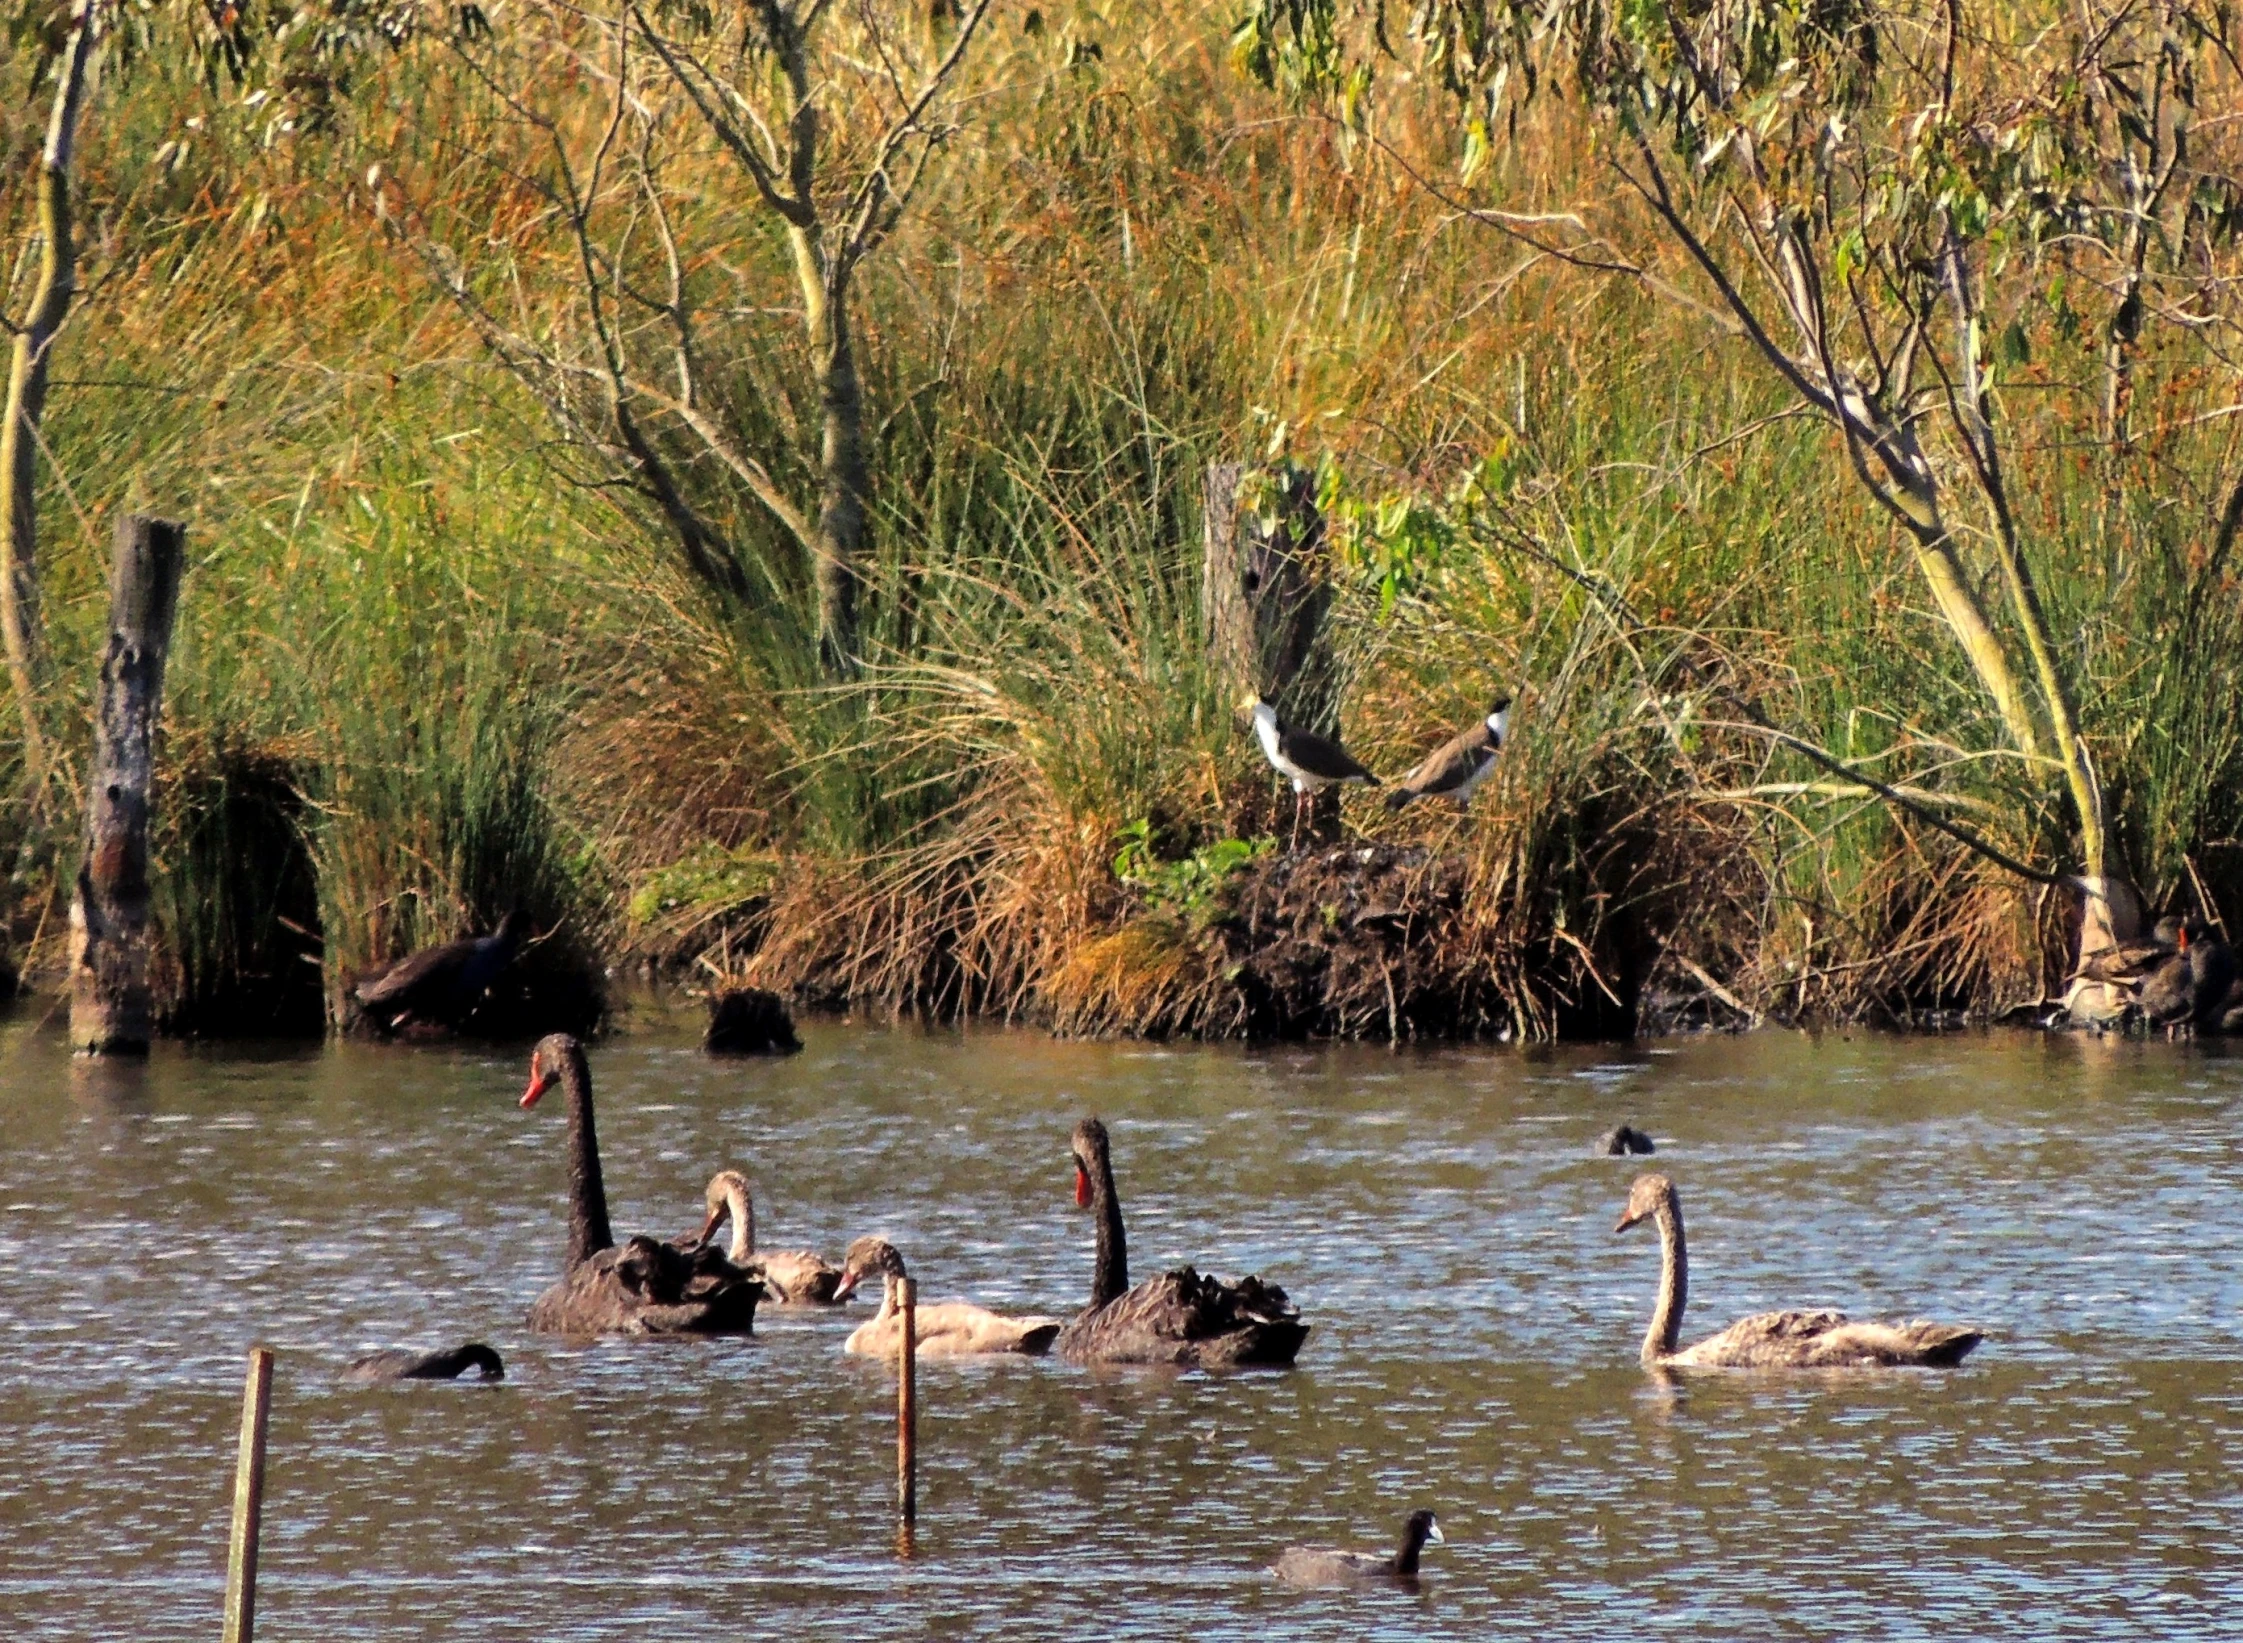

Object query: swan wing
[1673,1308,1980,1368]
[847,1303,1064,1357]
[1057,1266,1308,1365]
[754,1249,843,1305]
[529,1235,763,1335]
[914,1302,1066,1355]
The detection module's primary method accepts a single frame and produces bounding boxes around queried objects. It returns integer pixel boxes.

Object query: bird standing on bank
[1386,697,1512,810]
[1243,693,1378,849]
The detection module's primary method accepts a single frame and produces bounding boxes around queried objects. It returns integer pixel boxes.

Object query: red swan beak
[520,1057,557,1109]
[1073,1164,1091,1208]
[832,1270,861,1302]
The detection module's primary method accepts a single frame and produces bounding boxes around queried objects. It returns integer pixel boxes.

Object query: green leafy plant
[628,845,782,928]
[1112,820,1272,928]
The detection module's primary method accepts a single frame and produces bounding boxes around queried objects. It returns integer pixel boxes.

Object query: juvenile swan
[1614,1173,1980,1370]
[1273,1510,1445,1588]
[834,1237,1062,1357]
[696,1169,843,1305]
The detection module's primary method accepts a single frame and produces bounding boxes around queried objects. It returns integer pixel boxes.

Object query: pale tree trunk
[69,515,185,1055]
[796,239,864,678]
[1203,461,1341,841]
[0,7,98,786]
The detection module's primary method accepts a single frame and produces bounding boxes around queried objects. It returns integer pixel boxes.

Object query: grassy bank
[2,5,2239,1037]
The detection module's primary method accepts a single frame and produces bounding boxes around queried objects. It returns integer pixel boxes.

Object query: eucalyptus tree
[1241,0,2243,917]
[410,0,993,680]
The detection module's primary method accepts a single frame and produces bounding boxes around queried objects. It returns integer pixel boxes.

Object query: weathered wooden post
[897,1274,918,1522]
[1203,461,1343,840]
[221,1345,275,1643]
[68,513,184,1055]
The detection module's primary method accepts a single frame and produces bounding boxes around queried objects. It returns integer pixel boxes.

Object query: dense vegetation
[1,0,2238,1037]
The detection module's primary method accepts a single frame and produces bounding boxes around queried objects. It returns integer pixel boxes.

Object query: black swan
[2141,917,2235,1031]
[1273,1509,1445,1588]
[518,1034,762,1336]
[1052,1116,1308,1367]
[344,1342,506,1382]
[1615,1173,1980,1369]
[355,909,528,1032]
[833,1236,1062,1357]
[1598,1124,1655,1156]
[696,1169,844,1304]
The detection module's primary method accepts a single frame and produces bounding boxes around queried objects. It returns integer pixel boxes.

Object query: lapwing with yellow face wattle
[1385,698,1512,811]
[1243,693,1379,848]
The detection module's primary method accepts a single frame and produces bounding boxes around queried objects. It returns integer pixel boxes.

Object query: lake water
[3,1009,2241,1639]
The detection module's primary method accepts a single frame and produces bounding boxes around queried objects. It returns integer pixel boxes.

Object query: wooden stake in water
[897,1275,917,1522]
[221,1346,274,1643]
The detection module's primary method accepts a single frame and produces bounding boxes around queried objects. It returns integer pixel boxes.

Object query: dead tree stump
[1203,461,1344,842]
[704,986,802,1055]
[68,514,185,1055]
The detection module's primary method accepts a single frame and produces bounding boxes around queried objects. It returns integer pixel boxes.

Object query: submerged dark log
[69,515,185,1056]
[703,986,801,1055]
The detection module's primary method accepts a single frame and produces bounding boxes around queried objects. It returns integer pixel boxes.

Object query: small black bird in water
[343,1342,506,1382]
[1272,1509,1446,1588]
[1598,1124,1655,1156]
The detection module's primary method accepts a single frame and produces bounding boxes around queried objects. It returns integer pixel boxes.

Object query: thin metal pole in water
[897,1276,917,1522]
[222,1345,274,1643]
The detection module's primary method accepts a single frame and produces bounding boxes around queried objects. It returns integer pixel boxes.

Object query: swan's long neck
[874,1271,901,1324]
[725,1181,756,1263]
[560,1048,614,1267]
[1645,1192,1687,1365]
[439,1344,502,1379]
[1087,1149,1129,1311]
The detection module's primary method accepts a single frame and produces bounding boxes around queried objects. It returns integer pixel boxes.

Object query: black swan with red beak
[517,1033,762,1336]
[1053,1115,1308,1367]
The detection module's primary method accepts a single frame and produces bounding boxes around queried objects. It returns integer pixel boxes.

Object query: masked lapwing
[1243,693,1378,848]
[1386,698,1512,810]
